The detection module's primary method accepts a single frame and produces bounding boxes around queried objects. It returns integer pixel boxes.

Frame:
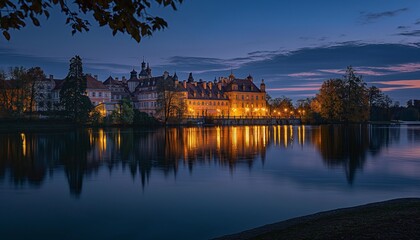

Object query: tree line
[1,63,419,125]
[0,57,156,126]
[266,66,420,123]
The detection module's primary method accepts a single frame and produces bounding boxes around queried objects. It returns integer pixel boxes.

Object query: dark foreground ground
[215,198,420,240]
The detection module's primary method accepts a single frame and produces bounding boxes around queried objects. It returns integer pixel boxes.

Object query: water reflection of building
[0,125,402,196]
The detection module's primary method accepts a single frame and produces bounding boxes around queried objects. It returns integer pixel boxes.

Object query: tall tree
[342,66,369,122]
[316,79,345,122]
[26,67,46,117]
[156,79,185,124]
[1,0,183,42]
[111,98,134,125]
[60,56,92,122]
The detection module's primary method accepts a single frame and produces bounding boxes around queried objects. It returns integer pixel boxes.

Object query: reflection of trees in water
[312,125,400,184]
[407,127,420,142]
[0,132,59,187]
[0,127,270,196]
[0,125,401,195]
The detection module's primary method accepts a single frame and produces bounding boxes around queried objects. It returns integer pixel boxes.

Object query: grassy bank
[216,198,420,240]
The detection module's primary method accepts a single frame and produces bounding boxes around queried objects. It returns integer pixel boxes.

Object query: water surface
[1,125,419,239]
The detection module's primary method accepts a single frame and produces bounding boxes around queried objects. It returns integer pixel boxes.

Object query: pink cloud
[267,87,320,91]
[372,79,420,92]
[287,72,323,77]
[369,63,420,73]
[318,69,344,75]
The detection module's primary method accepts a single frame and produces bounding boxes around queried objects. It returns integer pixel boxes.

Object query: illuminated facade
[123,62,267,118]
[0,59,267,119]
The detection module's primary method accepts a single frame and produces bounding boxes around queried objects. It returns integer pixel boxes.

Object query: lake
[1,125,420,240]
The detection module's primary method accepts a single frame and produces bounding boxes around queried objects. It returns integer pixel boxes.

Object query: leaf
[3,31,10,40]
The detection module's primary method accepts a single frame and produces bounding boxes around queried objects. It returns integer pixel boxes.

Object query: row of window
[236,95,260,100]
[189,100,228,106]
[112,95,123,100]
[90,91,109,98]
[139,101,158,108]
[138,92,158,99]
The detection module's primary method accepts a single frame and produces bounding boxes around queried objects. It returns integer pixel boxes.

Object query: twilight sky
[1,0,420,103]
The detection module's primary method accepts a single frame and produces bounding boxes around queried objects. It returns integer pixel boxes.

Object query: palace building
[0,58,267,119]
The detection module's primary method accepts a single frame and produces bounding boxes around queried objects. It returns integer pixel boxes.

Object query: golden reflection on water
[1,125,413,194]
[21,133,26,157]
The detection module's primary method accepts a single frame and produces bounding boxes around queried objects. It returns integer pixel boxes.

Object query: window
[246,95,249,100]
[92,92,96,97]
[256,96,259,100]
[241,95,244,100]
[99,92,102,97]
[236,95,239,100]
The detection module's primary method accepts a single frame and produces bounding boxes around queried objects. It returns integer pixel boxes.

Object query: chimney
[175,79,179,86]
[202,81,207,89]
[217,82,222,91]
[49,75,53,80]
[94,75,98,80]
[122,76,126,83]
[183,80,187,88]
[208,82,212,90]
[194,82,198,87]
[115,77,119,81]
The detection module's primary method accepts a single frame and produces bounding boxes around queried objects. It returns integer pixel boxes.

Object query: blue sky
[1,0,420,103]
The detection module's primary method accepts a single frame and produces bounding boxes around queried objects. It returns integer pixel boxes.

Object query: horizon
[1,0,420,104]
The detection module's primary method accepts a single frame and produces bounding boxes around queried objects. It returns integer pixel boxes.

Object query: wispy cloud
[369,63,420,73]
[287,72,324,78]
[397,30,420,37]
[373,80,420,92]
[360,8,408,24]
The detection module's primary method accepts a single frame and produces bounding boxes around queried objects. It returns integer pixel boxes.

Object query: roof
[103,76,117,85]
[53,79,64,90]
[127,76,140,82]
[86,75,109,90]
[184,81,227,100]
[224,78,262,93]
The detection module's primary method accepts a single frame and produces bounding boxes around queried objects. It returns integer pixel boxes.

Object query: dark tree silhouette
[1,0,183,42]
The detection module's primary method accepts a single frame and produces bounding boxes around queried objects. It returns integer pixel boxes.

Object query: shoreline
[214,198,420,240]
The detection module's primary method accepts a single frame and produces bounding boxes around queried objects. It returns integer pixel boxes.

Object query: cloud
[397,30,420,37]
[268,87,320,92]
[287,72,324,78]
[360,8,408,24]
[415,19,420,25]
[369,63,420,73]
[372,80,420,92]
